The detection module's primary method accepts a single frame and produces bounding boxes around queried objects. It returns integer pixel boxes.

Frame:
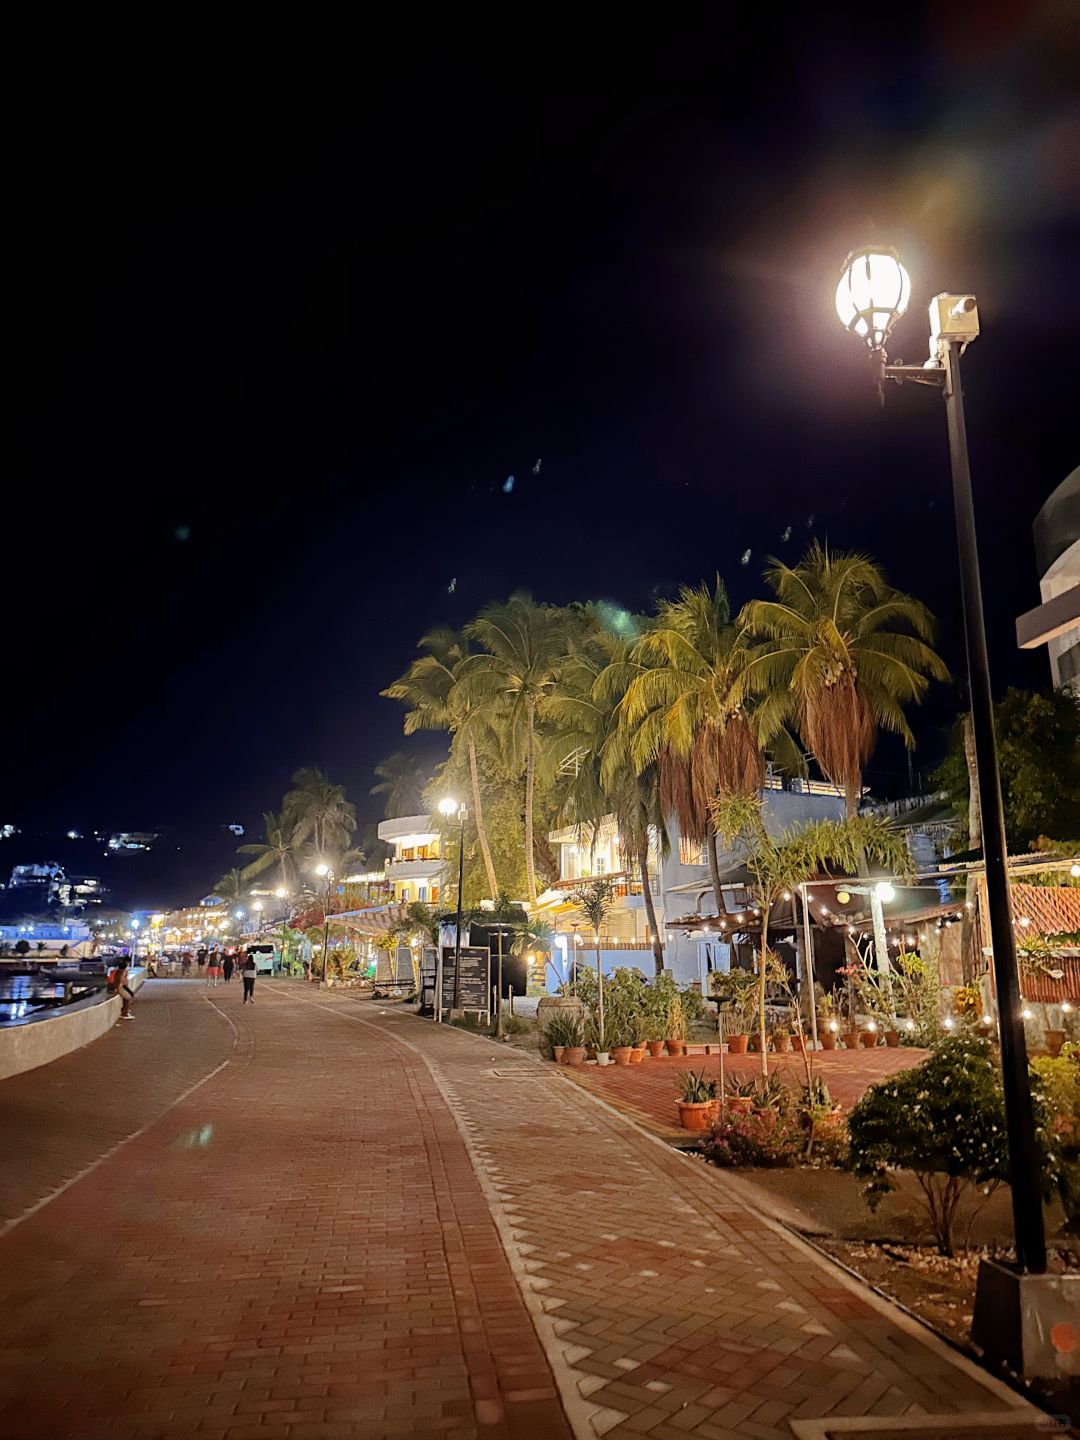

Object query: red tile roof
[1011,882,1080,936]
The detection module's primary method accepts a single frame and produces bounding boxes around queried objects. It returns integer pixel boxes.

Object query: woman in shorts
[206,949,223,986]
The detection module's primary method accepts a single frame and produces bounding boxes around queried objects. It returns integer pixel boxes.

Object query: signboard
[440,945,491,1013]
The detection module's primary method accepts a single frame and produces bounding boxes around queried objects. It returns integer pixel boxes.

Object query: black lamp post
[836,246,1046,1276]
[315,863,334,985]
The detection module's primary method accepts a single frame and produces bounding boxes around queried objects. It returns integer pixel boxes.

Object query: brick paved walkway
[0,983,1040,1439]
[559,1048,927,1141]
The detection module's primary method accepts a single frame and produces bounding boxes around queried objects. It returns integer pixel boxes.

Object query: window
[679,836,704,866]
[418,885,427,901]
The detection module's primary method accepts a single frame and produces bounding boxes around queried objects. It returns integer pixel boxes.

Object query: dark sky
[7,9,1078,907]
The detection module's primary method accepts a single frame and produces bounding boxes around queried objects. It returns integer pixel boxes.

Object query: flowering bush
[700,1107,804,1168]
[847,1036,1064,1254]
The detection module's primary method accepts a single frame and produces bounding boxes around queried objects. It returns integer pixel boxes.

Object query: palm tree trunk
[758,902,770,1077]
[637,838,664,976]
[525,698,538,903]
[467,740,499,899]
[705,820,724,917]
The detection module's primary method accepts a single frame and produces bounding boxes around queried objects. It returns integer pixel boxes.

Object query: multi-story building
[377,815,444,905]
[541,777,846,989]
[1032,466,1079,694]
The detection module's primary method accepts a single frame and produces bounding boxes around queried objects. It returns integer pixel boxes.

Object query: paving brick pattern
[0,985,1037,1439]
[559,1048,928,1141]
[328,1003,1032,1440]
[0,983,571,1440]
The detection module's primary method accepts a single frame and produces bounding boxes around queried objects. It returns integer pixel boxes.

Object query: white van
[245,943,278,975]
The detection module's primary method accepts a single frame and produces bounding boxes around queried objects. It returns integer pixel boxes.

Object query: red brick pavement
[558,1047,928,1140]
[0,986,1040,1439]
[0,981,573,1440]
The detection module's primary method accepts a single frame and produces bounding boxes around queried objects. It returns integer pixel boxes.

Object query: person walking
[109,961,137,1020]
[240,950,257,1004]
[206,948,222,986]
[222,950,235,983]
[196,947,207,976]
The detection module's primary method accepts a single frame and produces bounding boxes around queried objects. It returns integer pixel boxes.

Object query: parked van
[245,943,278,975]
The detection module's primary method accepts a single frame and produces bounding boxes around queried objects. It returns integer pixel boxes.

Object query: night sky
[7,11,1078,908]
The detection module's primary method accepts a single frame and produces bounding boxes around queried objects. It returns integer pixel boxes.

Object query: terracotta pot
[884,1030,900,1048]
[820,1032,837,1051]
[585,1045,597,1060]
[772,1032,791,1053]
[790,1034,805,1052]
[729,1095,753,1114]
[726,1034,749,1055]
[664,1039,685,1056]
[647,1040,666,1058]
[747,1035,761,1053]
[842,1031,861,1050]
[976,1023,994,1040]
[1045,1029,1066,1058]
[676,1100,713,1132]
[612,1046,634,1066]
[552,1045,565,1063]
[859,1031,878,1049]
[562,1046,586,1065]
[706,1099,720,1124]
[630,1046,645,1064]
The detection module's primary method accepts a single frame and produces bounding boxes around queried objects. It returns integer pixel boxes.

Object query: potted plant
[710,969,754,1054]
[584,1015,610,1066]
[550,1011,586,1064]
[726,1075,756,1114]
[676,1070,716,1131]
[547,1010,576,1062]
[769,1016,791,1053]
[859,1020,879,1048]
[664,993,686,1055]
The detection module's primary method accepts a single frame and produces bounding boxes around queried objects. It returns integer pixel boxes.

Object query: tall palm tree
[285,767,357,856]
[381,628,499,897]
[738,542,949,819]
[614,578,800,917]
[550,614,668,974]
[462,592,572,903]
[237,810,301,889]
[212,867,248,908]
[369,751,431,819]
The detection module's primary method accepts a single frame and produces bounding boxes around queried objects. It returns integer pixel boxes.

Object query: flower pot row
[552,1037,688,1066]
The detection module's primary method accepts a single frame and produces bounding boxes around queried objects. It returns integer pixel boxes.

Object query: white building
[376,814,445,905]
[540,777,845,991]
[1032,466,1079,694]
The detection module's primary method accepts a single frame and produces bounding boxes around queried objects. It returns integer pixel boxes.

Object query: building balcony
[386,857,445,883]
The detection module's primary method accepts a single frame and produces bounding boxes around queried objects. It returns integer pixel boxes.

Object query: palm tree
[715,793,912,1075]
[549,613,668,975]
[614,578,800,917]
[237,810,301,889]
[212,867,248,908]
[370,751,431,819]
[381,627,501,898]
[462,592,572,903]
[738,542,949,819]
[284,767,357,856]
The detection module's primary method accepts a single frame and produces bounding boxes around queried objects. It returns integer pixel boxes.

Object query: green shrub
[700,1109,803,1168]
[847,1035,1065,1255]
[500,1012,533,1037]
[547,1011,584,1048]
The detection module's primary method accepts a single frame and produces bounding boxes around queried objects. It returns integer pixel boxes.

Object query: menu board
[440,945,491,1013]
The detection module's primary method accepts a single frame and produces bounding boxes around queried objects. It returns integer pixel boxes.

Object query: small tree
[576,878,615,1050]
[848,1036,1037,1255]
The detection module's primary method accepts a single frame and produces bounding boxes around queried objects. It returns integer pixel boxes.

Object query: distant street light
[836,244,1045,1276]
[438,798,468,1020]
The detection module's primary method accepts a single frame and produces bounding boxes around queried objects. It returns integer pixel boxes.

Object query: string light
[982,1013,993,1025]
[1063,1001,1073,1015]
[1022,1008,1034,1021]
[943,1016,955,1030]
[905,1019,916,1032]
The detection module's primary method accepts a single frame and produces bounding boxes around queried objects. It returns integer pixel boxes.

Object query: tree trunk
[758,902,770,1077]
[524,699,538,904]
[637,838,664,976]
[595,943,605,1050]
[467,740,499,899]
[963,711,981,852]
[705,820,724,918]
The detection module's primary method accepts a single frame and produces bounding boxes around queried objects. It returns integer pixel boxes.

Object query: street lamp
[314,863,333,984]
[836,246,1046,1282]
[438,797,468,1021]
[129,918,139,959]
[252,901,264,936]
